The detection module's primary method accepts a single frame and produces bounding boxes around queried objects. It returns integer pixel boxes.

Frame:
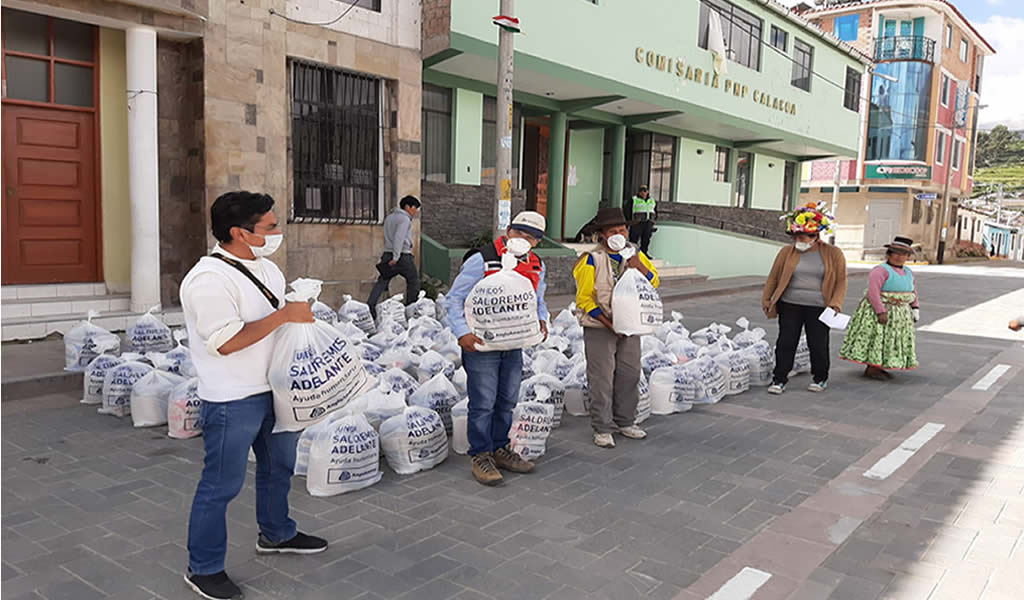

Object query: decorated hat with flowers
[781,201,836,235]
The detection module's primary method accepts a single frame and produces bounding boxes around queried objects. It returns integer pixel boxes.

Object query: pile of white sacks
[64,284,811,500]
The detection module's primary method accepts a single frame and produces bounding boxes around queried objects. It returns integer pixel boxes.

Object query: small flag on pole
[492,15,521,33]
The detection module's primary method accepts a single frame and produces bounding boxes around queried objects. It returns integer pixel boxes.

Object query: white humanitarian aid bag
[464,253,543,351]
[269,279,374,432]
[306,413,382,497]
[611,248,663,336]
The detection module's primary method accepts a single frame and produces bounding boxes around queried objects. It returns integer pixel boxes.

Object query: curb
[2,371,82,402]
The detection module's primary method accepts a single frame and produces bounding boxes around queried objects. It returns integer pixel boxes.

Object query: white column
[126,27,161,312]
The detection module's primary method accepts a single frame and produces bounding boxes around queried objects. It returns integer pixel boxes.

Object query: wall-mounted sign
[865,163,932,179]
[915,192,937,200]
[633,47,798,116]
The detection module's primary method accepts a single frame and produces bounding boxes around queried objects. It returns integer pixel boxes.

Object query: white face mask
[505,237,532,257]
[607,234,627,252]
[794,241,813,252]
[249,233,283,257]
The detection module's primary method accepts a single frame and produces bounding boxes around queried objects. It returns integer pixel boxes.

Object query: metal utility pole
[996,182,1004,224]
[493,0,516,239]
[936,128,955,264]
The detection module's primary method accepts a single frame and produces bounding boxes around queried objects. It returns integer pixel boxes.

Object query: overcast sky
[774,0,1024,129]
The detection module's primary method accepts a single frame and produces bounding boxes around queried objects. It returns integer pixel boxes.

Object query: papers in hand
[819,308,851,330]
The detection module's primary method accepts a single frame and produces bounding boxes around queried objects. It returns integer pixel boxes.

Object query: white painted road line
[863,422,945,481]
[971,364,1012,391]
[707,567,772,600]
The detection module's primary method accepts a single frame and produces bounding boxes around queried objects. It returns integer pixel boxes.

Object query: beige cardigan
[762,243,848,318]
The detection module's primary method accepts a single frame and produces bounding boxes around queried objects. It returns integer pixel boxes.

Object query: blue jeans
[461,349,523,456]
[187,392,299,575]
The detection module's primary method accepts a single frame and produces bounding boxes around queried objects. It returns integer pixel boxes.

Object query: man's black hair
[210,191,275,243]
[400,195,421,209]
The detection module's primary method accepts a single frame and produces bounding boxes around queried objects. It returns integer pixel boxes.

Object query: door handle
[5,187,13,197]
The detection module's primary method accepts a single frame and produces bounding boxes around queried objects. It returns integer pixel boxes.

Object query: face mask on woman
[794,240,813,253]
[505,236,532,257]
[606,234,627,252]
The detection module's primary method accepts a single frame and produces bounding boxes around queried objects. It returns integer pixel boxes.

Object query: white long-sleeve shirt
[179,245,286,402]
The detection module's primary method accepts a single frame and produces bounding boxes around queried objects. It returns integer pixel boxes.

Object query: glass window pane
[4,56,49,102]
[53,18,94,62]
[54,63,93,106]
[3,9,49,56]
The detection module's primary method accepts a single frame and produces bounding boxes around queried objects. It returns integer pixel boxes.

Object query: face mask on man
[794,240,813,253]
[607,234,627,252]
[249,233,283,257]
[505,236,532,257]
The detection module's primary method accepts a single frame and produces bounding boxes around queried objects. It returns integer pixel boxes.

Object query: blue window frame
[834,14,859,42]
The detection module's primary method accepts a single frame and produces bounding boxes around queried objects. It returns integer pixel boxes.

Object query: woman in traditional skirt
[840,236,920,379]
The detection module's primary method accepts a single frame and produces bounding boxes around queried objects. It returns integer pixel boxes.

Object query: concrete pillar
[547,111,567,239]
[126,28,161,312]
[451,88,483,185]
[727,147,739,207]
[609,124,627,210]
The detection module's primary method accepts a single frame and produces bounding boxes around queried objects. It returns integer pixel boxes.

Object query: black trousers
[773,301,830,385]
[629,220,655,255]
[367,252,419,316]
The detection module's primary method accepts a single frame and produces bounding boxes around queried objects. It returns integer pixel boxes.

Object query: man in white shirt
[180,191,327,600]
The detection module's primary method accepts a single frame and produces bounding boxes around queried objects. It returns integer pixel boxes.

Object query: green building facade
[421,0,870,242]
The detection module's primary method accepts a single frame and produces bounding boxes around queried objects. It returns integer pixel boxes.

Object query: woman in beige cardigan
[762,203,847,394]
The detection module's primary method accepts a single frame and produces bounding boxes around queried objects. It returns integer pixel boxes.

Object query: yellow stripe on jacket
[573,250,659,319]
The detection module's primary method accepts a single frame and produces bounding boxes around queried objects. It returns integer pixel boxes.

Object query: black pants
[773,301,830,385]
[367,252,419,316]
[629,220,655,255]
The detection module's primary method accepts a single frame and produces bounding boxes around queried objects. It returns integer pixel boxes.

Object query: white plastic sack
[363,361,387,377]
[741,340,775,387]
[131,369,186,427]
[338,294,377,336]
[100,360,153,417]
[464,253,543,351]
[666,338,701,364]
[269,279,374,432]
[168,377,203,439]
[649,365,696,415]
[375,346,417,375]
[519,373,565,428]
[683,356,727,404]
[435,292,448,323]
[543,334,570,355]
[408,373,460,435]
[354,341,384,362]
[641,336,667,356]
[691,323,732,346]
[82,354,124,405]
[732,317,767,348]
[641,350,677,378]
[64,311,120,371]
[451,367,468,397]
[790,334,811,375]
[416,350,455,383]
[380,406,449,475]
[312,300,338,325]
[128,306,174,353]
[433,331,462,367]
[306,413,382,497]
[655,311,689,342]
[563,360,589,417]
[451,398,470,455]
[336,320,368,343]
[712,348,751,396]
[409,316,445,350]
[377,294,407,329]
[406,290,436,321]
[509,402,555,460]
[147,330,195,377]
[378,367,420,397]
[368,320,405,349]
[636,371,652,423]
[612,268,663,336]
[531,349,573,379]
[551,304,578,335]
[361,388,407,430]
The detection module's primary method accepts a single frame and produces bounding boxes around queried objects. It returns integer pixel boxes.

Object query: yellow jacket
[573,244,659,328]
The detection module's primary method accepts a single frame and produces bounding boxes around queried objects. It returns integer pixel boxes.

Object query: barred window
[714,146,730,182]
[792,39,813,91]
[770,25,788,52]
[421,83,451,182]
[843,67,861,112]
[782,161,797,210]
[698,0,762,71]
[290,59,392,224]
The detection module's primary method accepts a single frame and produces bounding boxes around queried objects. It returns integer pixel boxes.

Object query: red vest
[480,238,543,290]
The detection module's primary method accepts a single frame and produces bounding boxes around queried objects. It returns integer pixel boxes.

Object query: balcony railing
[874,35,936,63]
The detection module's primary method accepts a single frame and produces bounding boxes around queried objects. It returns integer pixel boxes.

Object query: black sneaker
[184,570,243,600]
[256,532,328,555]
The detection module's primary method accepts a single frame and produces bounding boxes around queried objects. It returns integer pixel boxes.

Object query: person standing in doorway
[368,195,421,318]
[575,207,659,448]
[180,191,327,600]
[446,211,550,486]
[762,202,847,394]
[629,184,657,257]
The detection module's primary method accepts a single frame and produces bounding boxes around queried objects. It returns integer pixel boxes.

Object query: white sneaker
[618,425,647,440]
[807,381,828,392]
[767,382,785,395]
[593,433,615,448]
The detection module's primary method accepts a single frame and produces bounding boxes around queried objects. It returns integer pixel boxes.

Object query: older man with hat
[446,211,550,486]
[840,236,920,379]
[574,207,659,448]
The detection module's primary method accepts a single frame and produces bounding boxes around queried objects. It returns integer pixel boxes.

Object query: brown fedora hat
[592,207,630,229]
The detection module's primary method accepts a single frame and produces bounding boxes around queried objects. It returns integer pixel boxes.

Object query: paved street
[3,263,1023,600]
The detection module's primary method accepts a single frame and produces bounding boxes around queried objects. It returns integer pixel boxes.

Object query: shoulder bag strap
[210,253,280,309]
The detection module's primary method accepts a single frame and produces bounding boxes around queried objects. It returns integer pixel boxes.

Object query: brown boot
[471,452,503,486]
[493,445,535,473]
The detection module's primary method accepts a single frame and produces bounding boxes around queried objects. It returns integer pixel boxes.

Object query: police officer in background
[629,184,656,257]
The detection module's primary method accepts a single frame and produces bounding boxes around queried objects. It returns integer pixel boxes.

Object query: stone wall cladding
[201,0,422,310]
[657,203,791,243]
[420,180,527,247]
[444,253,576,297]
[421,0,452,58]
[157,38,206,307]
